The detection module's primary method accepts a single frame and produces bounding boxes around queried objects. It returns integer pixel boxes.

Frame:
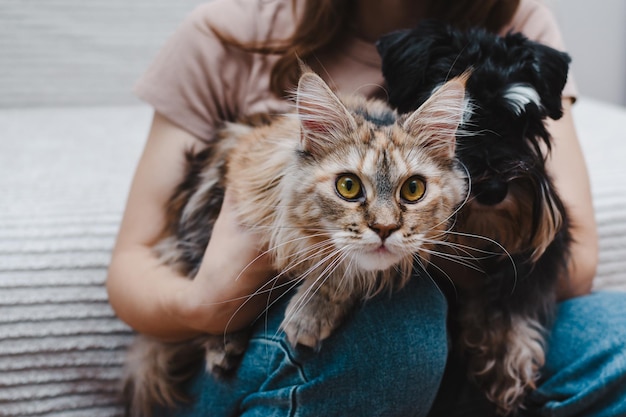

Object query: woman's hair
[213,0,520,97]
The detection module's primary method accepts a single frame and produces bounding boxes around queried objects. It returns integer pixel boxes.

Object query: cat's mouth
[375,244,390,254]
[355,245,403,271]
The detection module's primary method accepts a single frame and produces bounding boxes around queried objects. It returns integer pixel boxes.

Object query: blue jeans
[428,291,626,417]
[162,276,448,417]
[161,284,626,417]
[527,291,626,417]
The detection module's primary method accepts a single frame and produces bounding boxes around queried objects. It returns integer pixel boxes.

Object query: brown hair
[213,0,520,97]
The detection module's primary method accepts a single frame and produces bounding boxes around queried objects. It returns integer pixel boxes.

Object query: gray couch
[1,1,625,416]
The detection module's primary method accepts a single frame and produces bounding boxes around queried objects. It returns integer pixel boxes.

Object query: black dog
[377,21,572,415]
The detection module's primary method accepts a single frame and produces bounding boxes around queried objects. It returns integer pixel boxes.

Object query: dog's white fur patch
[503,84,541,115]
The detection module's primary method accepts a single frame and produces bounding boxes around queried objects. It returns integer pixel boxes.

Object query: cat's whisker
[445,231,518,290]
[424,229,456,243]
[446,162,473,217]
[419,246,486,273]
[221,275,289,336]
[279,245,338,285]
[421,234,515,276]
[285,246,349,309]
[235,202,313,210]
[421,234,506,258]
[414,252,459,301]
[388,258,414,292]
[243,224,338,233]
[291,244,354,297]
[255,276,308,331]
[223,243,341,334]
[431,239,507,258]
[282,232,331,243]
[277,241,340,273]
[217,241,341,334]
[445,230,507,252]
[333,253,358,299]
[416,170,472,238]
[250,242,338,299]
[277,248,351,339]
[230,232,332,282]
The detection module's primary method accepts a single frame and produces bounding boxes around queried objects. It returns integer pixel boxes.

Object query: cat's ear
[402,73,470,160]
[296,71,357,155]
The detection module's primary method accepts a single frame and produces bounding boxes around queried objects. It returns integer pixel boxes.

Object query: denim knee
[165,276,449,417]
[526,291,626,417]
[240,276,450,417]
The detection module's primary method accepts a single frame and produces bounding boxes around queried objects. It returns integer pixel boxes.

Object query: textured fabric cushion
[0,99,624,416]
[0,105,147,416]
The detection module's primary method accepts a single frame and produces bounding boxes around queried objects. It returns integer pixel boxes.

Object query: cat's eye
[400,176,426,202]
[335,174,363,201]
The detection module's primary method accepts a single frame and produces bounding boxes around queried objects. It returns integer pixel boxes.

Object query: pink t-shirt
[134,0,576,142]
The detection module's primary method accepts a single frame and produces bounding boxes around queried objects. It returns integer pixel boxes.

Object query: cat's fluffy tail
[122,335,204,417]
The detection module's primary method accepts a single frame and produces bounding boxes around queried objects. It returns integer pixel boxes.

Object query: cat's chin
[354,250,404,272]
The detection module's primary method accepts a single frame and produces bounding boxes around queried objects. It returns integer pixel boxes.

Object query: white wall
[2,0,625,107]
[548,0,626,106]
[0,0,206,107]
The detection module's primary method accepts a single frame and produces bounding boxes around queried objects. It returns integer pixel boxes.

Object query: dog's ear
[375,28,411,63]
[376,27,437,112]
[528,43,571,120]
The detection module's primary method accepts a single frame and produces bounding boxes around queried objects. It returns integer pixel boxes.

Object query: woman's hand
[107,112,275,341]
[167,187,277,335]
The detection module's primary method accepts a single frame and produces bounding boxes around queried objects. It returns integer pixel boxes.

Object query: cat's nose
[369,223,399,240]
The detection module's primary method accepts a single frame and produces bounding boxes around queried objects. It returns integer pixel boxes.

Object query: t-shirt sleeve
[503,0,578,100]
[133,1,255,141]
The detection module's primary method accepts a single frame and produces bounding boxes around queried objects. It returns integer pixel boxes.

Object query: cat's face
[285,72,469,273]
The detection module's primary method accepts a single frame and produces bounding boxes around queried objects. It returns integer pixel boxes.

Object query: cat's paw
[281,294,352,350]
[203,332,249,376]
[282,315,335,350]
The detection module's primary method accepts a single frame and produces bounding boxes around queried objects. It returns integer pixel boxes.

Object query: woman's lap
[159,288,626,417]
[167,275,449,417]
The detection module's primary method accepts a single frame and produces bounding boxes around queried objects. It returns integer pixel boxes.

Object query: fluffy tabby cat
[123,70,470,416]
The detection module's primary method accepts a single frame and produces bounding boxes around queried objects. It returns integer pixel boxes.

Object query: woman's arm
[545,99,598,300]
[106,112,274,341]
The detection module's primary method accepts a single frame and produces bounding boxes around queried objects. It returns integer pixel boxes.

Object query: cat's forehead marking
[374,161,395,197]
[351,105,397,127]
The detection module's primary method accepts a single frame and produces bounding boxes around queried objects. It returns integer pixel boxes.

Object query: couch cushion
[0,99,624,416]
[0,105,148,416]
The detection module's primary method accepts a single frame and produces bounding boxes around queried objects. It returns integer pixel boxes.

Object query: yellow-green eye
[401,176,426,202]
[336,174,363,200]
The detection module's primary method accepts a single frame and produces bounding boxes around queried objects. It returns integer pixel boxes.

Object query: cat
[122,69,470,416]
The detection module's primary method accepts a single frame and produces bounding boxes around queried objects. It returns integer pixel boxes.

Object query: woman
[107,0,626,415]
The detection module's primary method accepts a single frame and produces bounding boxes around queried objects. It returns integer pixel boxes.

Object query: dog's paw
[470,316,546,416]
[495,318,545,414]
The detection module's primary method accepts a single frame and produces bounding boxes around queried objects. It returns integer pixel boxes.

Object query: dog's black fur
[377,21,572,415]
